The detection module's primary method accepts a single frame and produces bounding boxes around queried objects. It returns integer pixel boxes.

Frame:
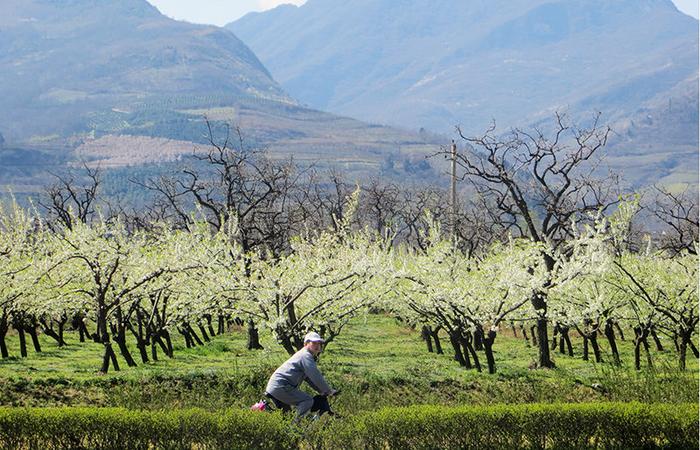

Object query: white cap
[304,331,325,343]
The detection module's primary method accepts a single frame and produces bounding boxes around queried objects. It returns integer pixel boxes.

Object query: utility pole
[450,140,457,239]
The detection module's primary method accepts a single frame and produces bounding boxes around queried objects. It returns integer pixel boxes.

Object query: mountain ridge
[0,0,292,142]
[228,0,697,128]
[228,0,698,187]
[0,0,443,194]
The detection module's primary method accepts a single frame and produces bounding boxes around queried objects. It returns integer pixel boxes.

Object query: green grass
[0,314,696,414]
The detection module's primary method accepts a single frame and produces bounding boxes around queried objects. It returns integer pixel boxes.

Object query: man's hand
[328,388,339,397]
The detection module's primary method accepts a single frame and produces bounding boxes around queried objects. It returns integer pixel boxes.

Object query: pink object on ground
[250,401,267,411]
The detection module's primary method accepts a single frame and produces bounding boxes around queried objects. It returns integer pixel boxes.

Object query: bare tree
[394,186,446,251]
[359,178,402,237]
[36,164,103,348]
[139,122,306,348]
[289,169,356,233]
[441,112,619,368]
[647,186,698,256]
[39,164,101,230]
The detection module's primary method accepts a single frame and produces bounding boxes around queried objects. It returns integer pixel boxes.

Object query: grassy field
[0,314,696,414]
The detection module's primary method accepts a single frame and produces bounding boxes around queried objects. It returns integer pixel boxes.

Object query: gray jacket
[266,348,332,395]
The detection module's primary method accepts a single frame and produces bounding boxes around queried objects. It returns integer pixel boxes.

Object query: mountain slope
[0,0,442,192]
[228,0,698,187]
[229,0,697,133]
[0,0,292,142]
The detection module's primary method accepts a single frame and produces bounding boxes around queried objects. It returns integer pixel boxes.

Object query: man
[265,331,337,418]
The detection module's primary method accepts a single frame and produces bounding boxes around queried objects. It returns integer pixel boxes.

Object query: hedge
[320,403,699,449]
[0,408,296,450]
[0,403,696,449]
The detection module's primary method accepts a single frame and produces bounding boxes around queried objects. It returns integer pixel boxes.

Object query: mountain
[229,0,699,187]
[0,0,291,141]
[0,0,440,192]
[229,0,697,133]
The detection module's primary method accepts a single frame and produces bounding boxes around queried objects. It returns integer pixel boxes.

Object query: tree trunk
[92,312,101,343]
[187,324,204,346]
[530,325,538,345]
[582,335,589,361]
[126,315,149,364]
[163,330,174,357]
[40,317,67,347]
[421,326,433,353]
[633,327,653,370]
[284,301,304,351]
[0,313,9,358]
[197,324,211,343]
[449,334,466,367]
[79,321,89,343]
[100,343,120,373]
[459,336,472,369]
[156,336,169,358]
[530,289,555,368]
[114,333,137,367]
[247,319,264,350]
[590,334,601,363]
[604,320,620,365]
[650,327,664,352]
[430,327,444,354]
[179,327,193,348]
[15,318,27,358]
[71,314,88,343]
[279,332,296,356]
[206,315,216,338]
[136,340,149,364]
[111,315,137,368]
[97,305,119,373]
[480,329,497,374]
[473,330,483,351]
[148,328,169,361]
[562,327,573,357]
[604,319,620,365]
[464,334,481,372]
[218,314,226,335]
[536,317,554,368]
[151,339,158,362]
[58,320,65,347]
[25,323,41,353]
[678,328,694,371]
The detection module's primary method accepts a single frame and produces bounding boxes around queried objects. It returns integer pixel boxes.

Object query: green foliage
[319,403,698,450]
[0,407,296,450]
[0,403,695,450]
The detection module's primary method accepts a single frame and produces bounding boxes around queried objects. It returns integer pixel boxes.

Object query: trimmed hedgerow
[0,407,297,450]
[0,403,696,449]
[322,402,699,449]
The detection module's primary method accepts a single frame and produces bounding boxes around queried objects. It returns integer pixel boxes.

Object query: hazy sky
[674,0,700,18]
[147,0,699,26]
[146,0,306,26]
